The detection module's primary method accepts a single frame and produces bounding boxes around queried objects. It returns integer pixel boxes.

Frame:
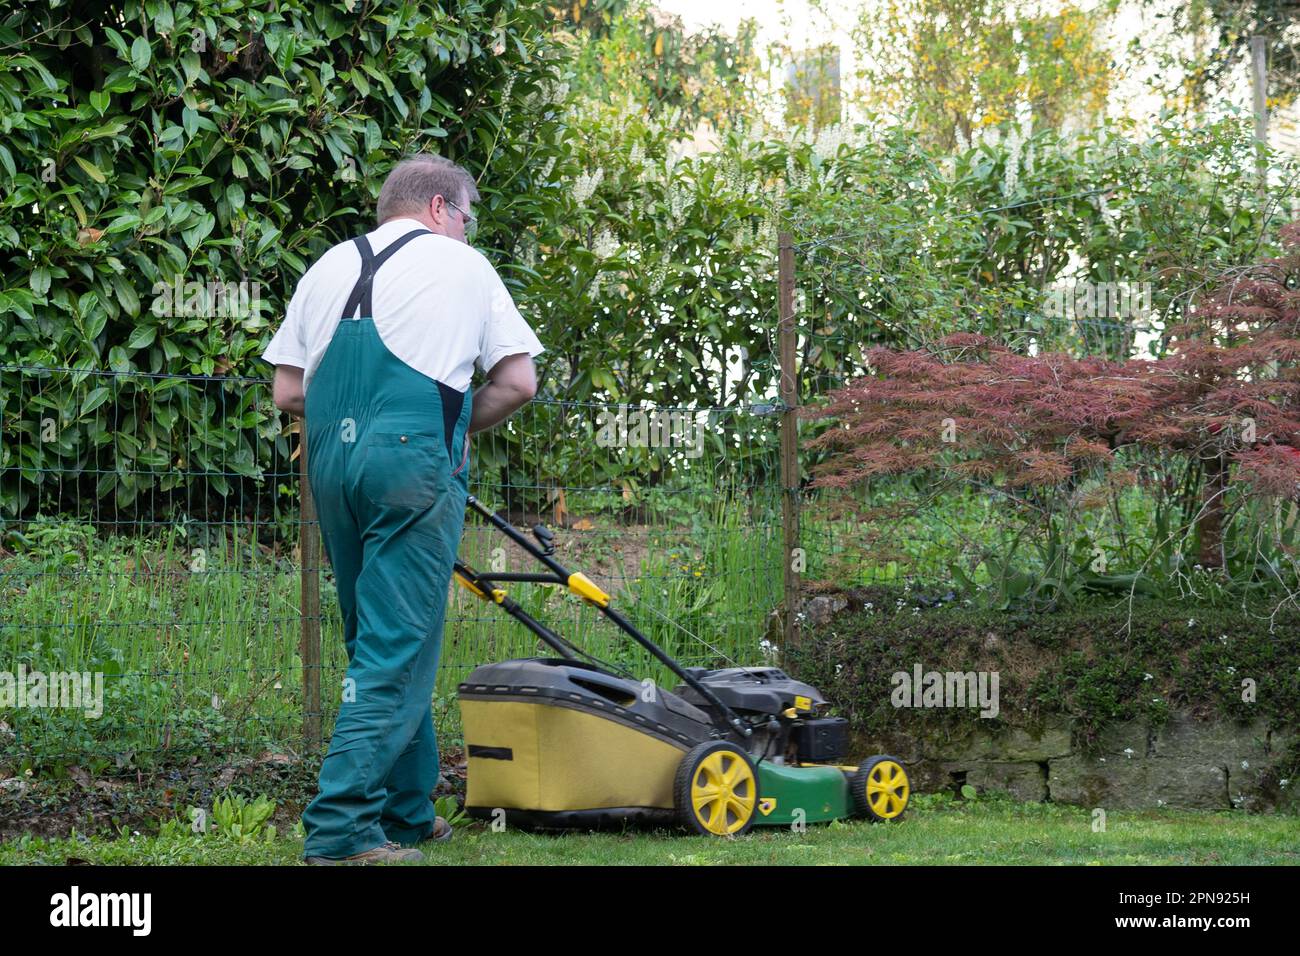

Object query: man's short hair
[376,154,480,224]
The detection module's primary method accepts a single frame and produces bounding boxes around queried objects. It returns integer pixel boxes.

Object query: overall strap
[339,228,433,320]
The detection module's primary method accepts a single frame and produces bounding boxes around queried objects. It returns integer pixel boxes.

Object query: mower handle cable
[455,560,642,680]
[620,592,771,686]
[619,597,780,741]
[467,568,751,683]
[452,563,566,653]
[462,499,762,682]
[462,495,753,739]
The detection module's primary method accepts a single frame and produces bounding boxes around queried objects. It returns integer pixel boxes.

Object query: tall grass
[1,477,782,768]
[2,518,312,768]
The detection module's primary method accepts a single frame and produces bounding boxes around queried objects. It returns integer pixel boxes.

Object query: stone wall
[854,714,1297,811]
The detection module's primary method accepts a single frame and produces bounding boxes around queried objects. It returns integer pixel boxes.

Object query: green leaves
[210,792,277,842]
[6,0,1275,529]
[73,155,107,183]
[80,386,111,416]
[0,0,564,520]
[29,266,51,297]
[126,326,156,349]
[130,35,152,72]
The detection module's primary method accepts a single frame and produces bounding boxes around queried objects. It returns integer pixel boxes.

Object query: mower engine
[673,666,850,765]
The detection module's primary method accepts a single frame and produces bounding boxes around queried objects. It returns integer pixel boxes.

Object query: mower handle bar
[457,495,751,738]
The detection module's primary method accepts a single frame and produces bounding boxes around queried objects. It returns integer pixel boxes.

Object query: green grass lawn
[4,795,1297,866]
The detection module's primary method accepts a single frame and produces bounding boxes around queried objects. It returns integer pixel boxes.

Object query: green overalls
[301,228,471,859]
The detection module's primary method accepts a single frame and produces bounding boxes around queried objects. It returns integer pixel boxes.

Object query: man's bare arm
[272,365,305,417]
[469,353,537,434]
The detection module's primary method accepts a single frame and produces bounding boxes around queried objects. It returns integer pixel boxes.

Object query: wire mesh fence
[0,364,786,772]
[9,184,1297,779]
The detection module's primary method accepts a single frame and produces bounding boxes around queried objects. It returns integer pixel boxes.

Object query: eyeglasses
[447,198,478,240]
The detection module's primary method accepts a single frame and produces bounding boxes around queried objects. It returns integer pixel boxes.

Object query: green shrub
[0,0,567,517]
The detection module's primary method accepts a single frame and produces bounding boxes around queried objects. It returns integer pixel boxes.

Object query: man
[264,154,543,864]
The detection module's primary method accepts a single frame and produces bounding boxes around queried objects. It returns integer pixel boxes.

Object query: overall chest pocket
[359,431,449,511]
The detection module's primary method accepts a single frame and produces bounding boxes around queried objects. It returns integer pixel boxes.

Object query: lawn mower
[453,495,910,836]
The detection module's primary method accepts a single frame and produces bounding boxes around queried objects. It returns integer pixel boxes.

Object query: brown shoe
[384,816,454,850]
[427,816,453,844]
[305,841,425,866]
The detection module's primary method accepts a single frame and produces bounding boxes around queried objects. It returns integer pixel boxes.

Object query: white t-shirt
[262,218,544,394]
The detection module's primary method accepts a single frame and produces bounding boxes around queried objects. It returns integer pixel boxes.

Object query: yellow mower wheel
[673,742,758,836]
[850,756,910,822]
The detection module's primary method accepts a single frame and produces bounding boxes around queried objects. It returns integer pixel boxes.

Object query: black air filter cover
[792,717,849,762]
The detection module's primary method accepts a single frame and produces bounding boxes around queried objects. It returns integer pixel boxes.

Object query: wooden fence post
[778,232,800,657]
[299,426,322,751]
[1252,36,1268,197]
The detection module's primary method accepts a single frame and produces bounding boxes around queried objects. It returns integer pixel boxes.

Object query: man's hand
[272,365,306,417]
[469,353,537,434]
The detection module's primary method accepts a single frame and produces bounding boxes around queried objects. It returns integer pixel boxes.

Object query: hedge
[0,0,568,516]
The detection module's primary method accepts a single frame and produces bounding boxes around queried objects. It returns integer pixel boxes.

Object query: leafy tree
[1143,0,1300,109]
[548,0,766,133]
[850,0,1118,149]
[785,42,842,132]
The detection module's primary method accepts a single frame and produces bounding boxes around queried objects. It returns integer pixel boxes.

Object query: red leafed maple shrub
[807,222,1300,583]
